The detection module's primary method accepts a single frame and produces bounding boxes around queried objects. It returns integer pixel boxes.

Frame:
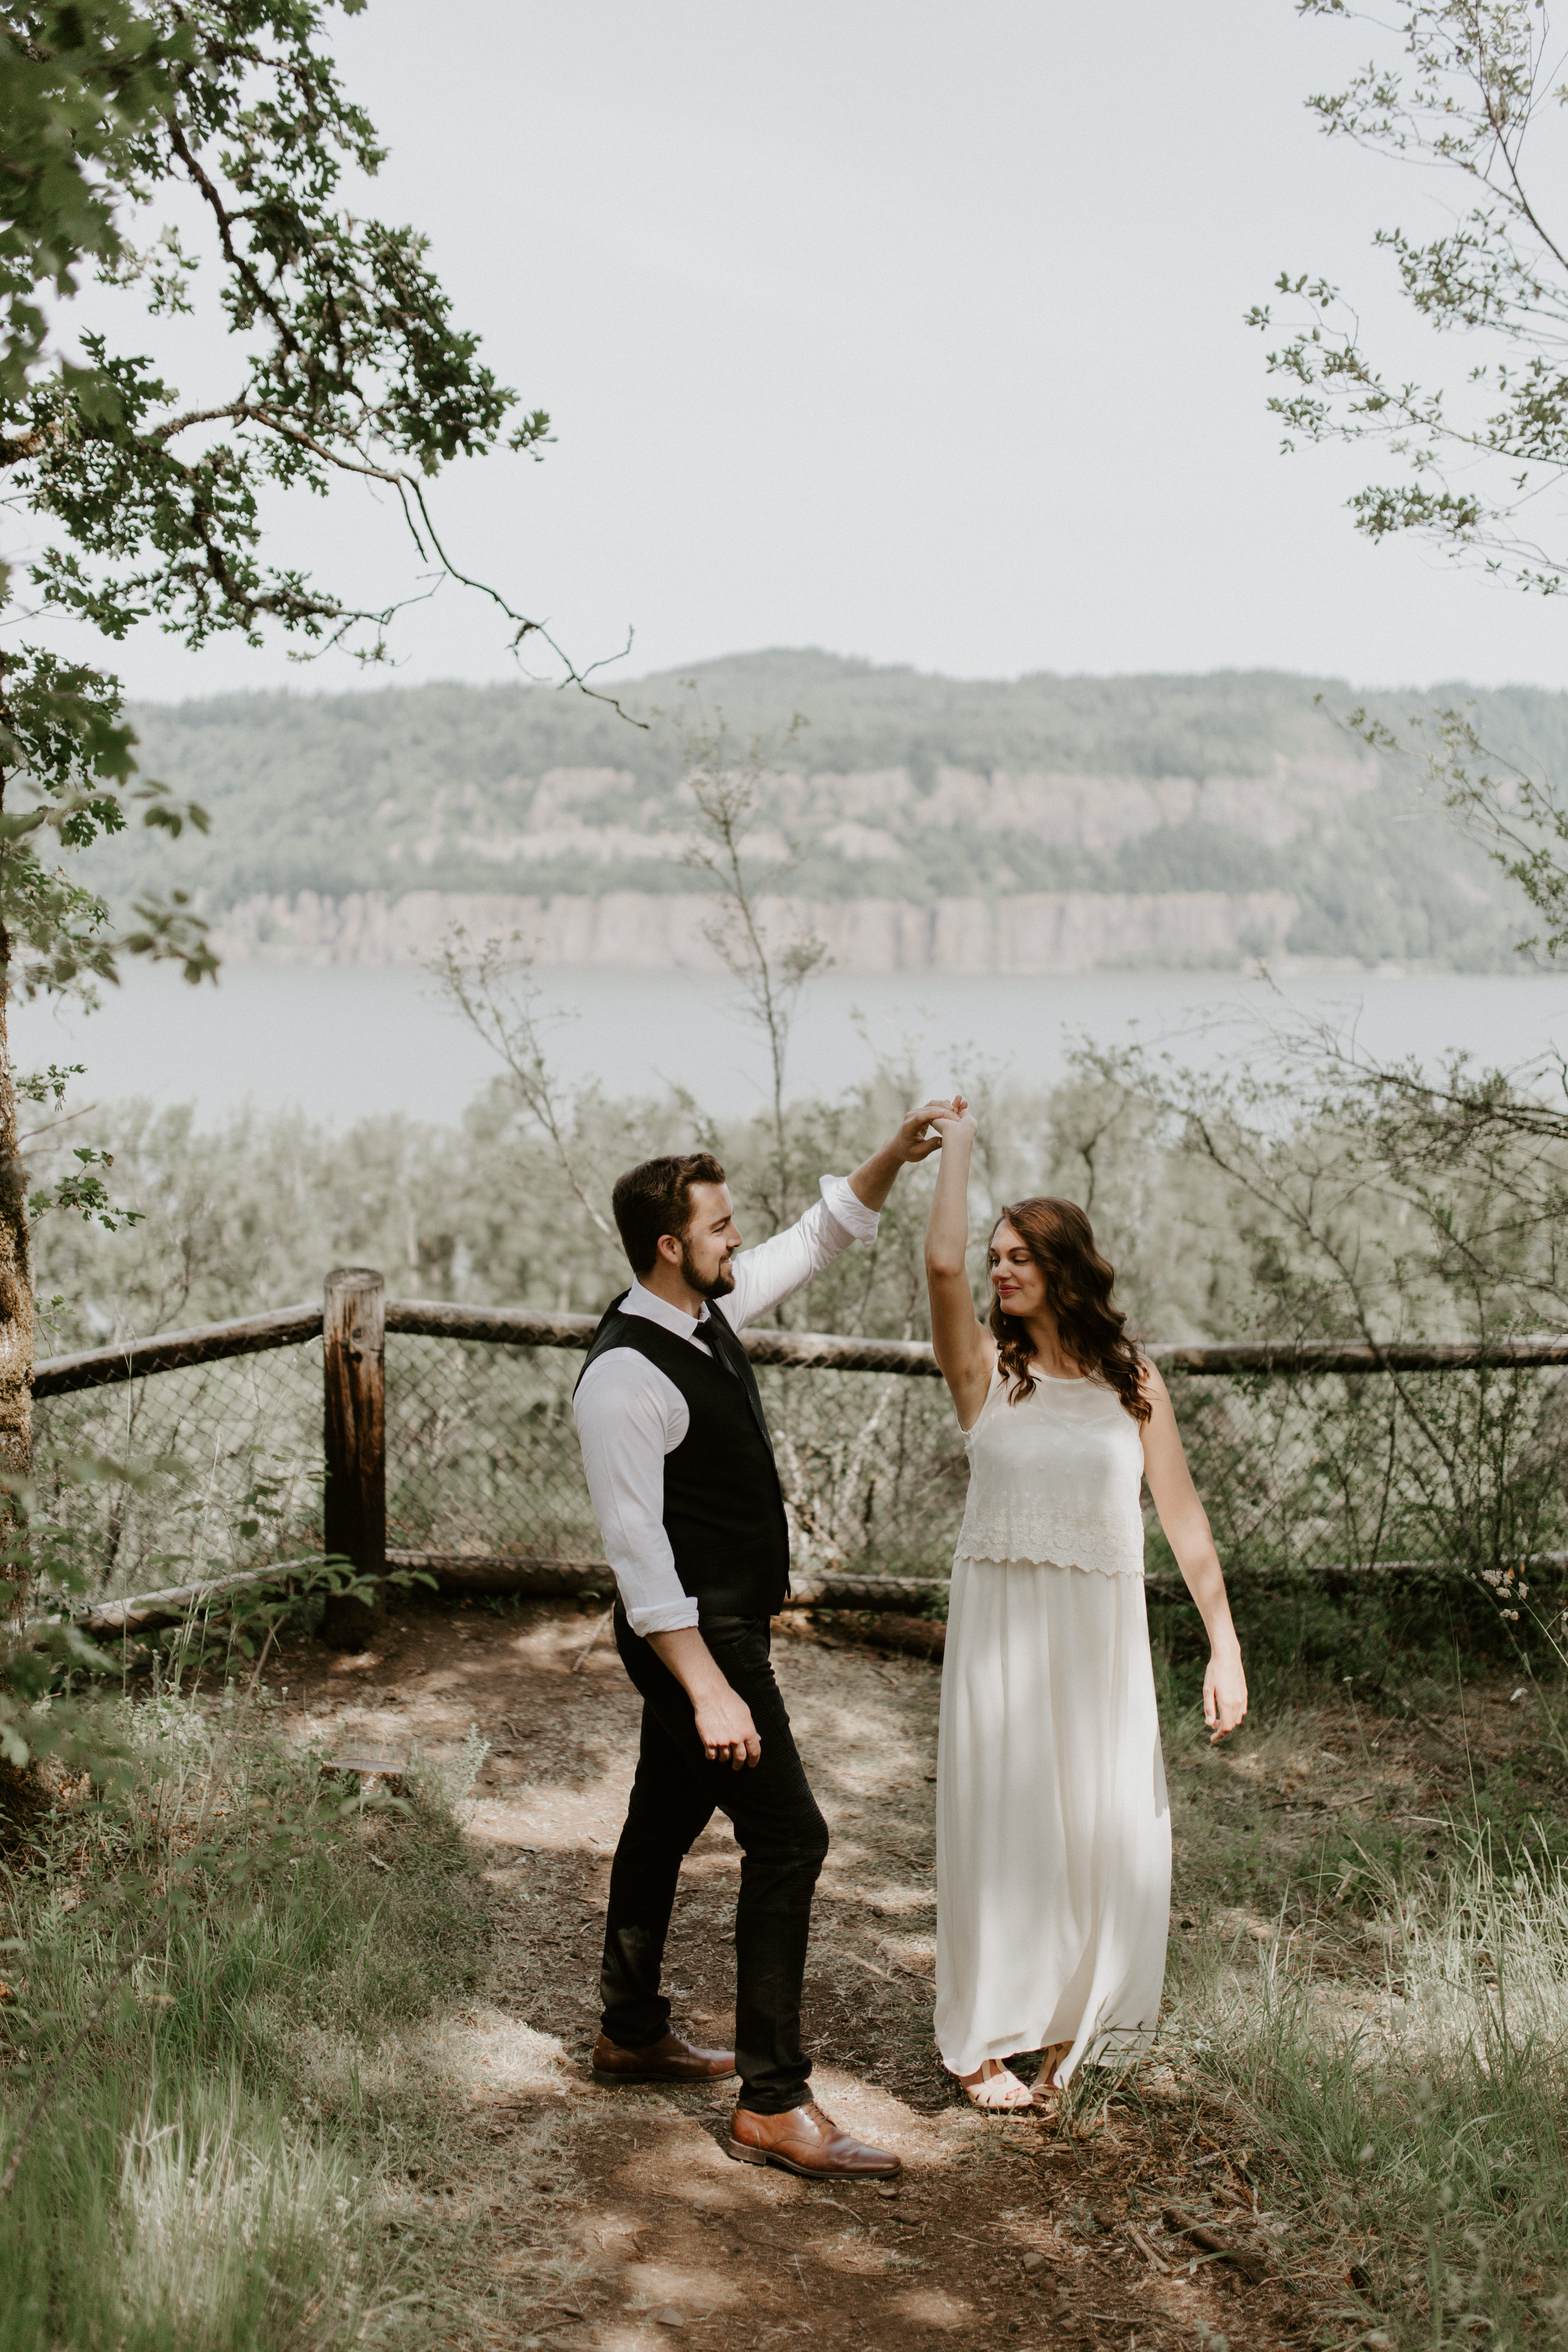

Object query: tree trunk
[0,929,33,1627]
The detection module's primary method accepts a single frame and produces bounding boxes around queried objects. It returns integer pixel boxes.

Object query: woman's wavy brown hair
[988,1196,1149,1423]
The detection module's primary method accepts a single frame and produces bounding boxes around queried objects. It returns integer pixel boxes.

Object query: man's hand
[647,1626,763,1769]
[692,1685,763,1771]
[929,1093,974,1146]
[849,1099,971,1210]
[893,1098,961,1163]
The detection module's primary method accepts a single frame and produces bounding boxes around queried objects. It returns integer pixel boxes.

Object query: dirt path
[271,1598,1346,2352]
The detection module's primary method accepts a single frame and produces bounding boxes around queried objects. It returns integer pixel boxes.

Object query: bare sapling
[677,704,831,1231]
[429,926,614,1241]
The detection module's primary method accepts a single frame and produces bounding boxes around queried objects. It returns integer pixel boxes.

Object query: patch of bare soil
[265,1599,1434,2352]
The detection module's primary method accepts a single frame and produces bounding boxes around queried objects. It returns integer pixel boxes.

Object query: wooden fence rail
[32,1302,325,1396]
[51,1550,1568,1648]
[38,1298,1568,1396]
[31,1270,1568,1647]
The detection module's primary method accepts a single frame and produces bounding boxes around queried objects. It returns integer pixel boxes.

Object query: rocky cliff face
[91,663,1532,971]
[374,753,1374,878]
[210,886,1299,973]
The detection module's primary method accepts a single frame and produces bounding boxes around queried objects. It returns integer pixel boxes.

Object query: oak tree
[0,0,573,1549]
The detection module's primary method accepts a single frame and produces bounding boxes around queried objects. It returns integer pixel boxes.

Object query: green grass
[1148,1586,1568,2349]
[0,1678,492,2352]
[1165,1790,1568,2345]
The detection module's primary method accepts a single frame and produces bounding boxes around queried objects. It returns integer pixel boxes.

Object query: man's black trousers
[599,1609,829,2115]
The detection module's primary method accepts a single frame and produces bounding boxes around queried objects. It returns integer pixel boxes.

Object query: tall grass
[0,1670,490,2352]
[1172,1836,1568,2345]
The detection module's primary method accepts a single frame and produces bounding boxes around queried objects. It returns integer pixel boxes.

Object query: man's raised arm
[722,1102,953,1334]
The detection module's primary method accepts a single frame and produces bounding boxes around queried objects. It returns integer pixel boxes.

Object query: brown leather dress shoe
[590,2029,737,2085]
[726,2098,901,2179]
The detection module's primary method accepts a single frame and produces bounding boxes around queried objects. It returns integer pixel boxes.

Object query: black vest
[576,1292,791,1621]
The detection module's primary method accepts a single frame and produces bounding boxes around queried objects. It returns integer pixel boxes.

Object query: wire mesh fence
[385,1342,1568,1588]
[1166,1361,1568,1586]
[759,1366,965,1577]
[27,1302,1568,1608]
[380,1344,974,1576]
[384,1335,598,1561]
[32,1339,325,1601]
[380,1345,969,1573]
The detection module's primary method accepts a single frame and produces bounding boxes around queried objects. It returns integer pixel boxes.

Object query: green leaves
[1261,3,1568,595]
[28,1145,141,1230]
[509,408,555,459]
[0,0,572,1044]
[15,1061,84,1109]
[3,0,529,663]
[0,4,183,409]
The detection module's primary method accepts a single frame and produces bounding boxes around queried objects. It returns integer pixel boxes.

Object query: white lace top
[953,1360,1147,1579]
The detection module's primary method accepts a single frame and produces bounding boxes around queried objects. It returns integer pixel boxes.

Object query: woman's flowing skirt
[934,1555,1172,2084]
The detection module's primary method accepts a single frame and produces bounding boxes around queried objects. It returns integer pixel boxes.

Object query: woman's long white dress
[934,1363,1172,2085]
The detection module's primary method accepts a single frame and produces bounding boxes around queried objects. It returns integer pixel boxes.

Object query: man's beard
[679,1240,735,1301]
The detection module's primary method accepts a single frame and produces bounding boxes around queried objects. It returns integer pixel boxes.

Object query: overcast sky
[88,0,1568,703]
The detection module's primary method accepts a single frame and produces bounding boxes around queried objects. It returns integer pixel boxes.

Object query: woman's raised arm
[924,1101,994,1430]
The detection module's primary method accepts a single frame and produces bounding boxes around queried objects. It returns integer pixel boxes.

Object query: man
[573,1110,947,2180]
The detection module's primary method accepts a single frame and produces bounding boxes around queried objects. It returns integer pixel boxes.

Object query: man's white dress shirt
[573,1175,881,1636]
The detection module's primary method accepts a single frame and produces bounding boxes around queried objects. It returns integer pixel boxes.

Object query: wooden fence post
[319,1266,387,1651]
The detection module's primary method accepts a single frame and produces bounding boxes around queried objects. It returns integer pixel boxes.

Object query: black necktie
[701,1307,742,1380]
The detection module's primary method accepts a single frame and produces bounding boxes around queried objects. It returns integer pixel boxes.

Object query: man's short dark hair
[612,1153,728,1276]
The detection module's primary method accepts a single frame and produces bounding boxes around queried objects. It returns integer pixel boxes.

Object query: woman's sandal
[1031,2042,1072,2113]
[961,2058,1037,2110]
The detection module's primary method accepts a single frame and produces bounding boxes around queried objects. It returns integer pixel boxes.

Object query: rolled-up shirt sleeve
[817,1172,880,1247]
[572,1353,700,1637]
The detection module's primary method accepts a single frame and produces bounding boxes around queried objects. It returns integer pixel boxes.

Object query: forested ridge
[74,648,1556,968]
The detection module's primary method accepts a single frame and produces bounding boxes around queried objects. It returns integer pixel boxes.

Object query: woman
[924,1098,1247,2111]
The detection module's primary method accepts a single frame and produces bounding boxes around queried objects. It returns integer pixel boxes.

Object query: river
[13,963,1568,1128]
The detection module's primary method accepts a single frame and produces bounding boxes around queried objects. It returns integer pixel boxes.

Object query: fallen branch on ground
[1163,2205,1275,2286]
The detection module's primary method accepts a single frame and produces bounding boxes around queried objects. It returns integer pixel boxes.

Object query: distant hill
[71,650,1557,971]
